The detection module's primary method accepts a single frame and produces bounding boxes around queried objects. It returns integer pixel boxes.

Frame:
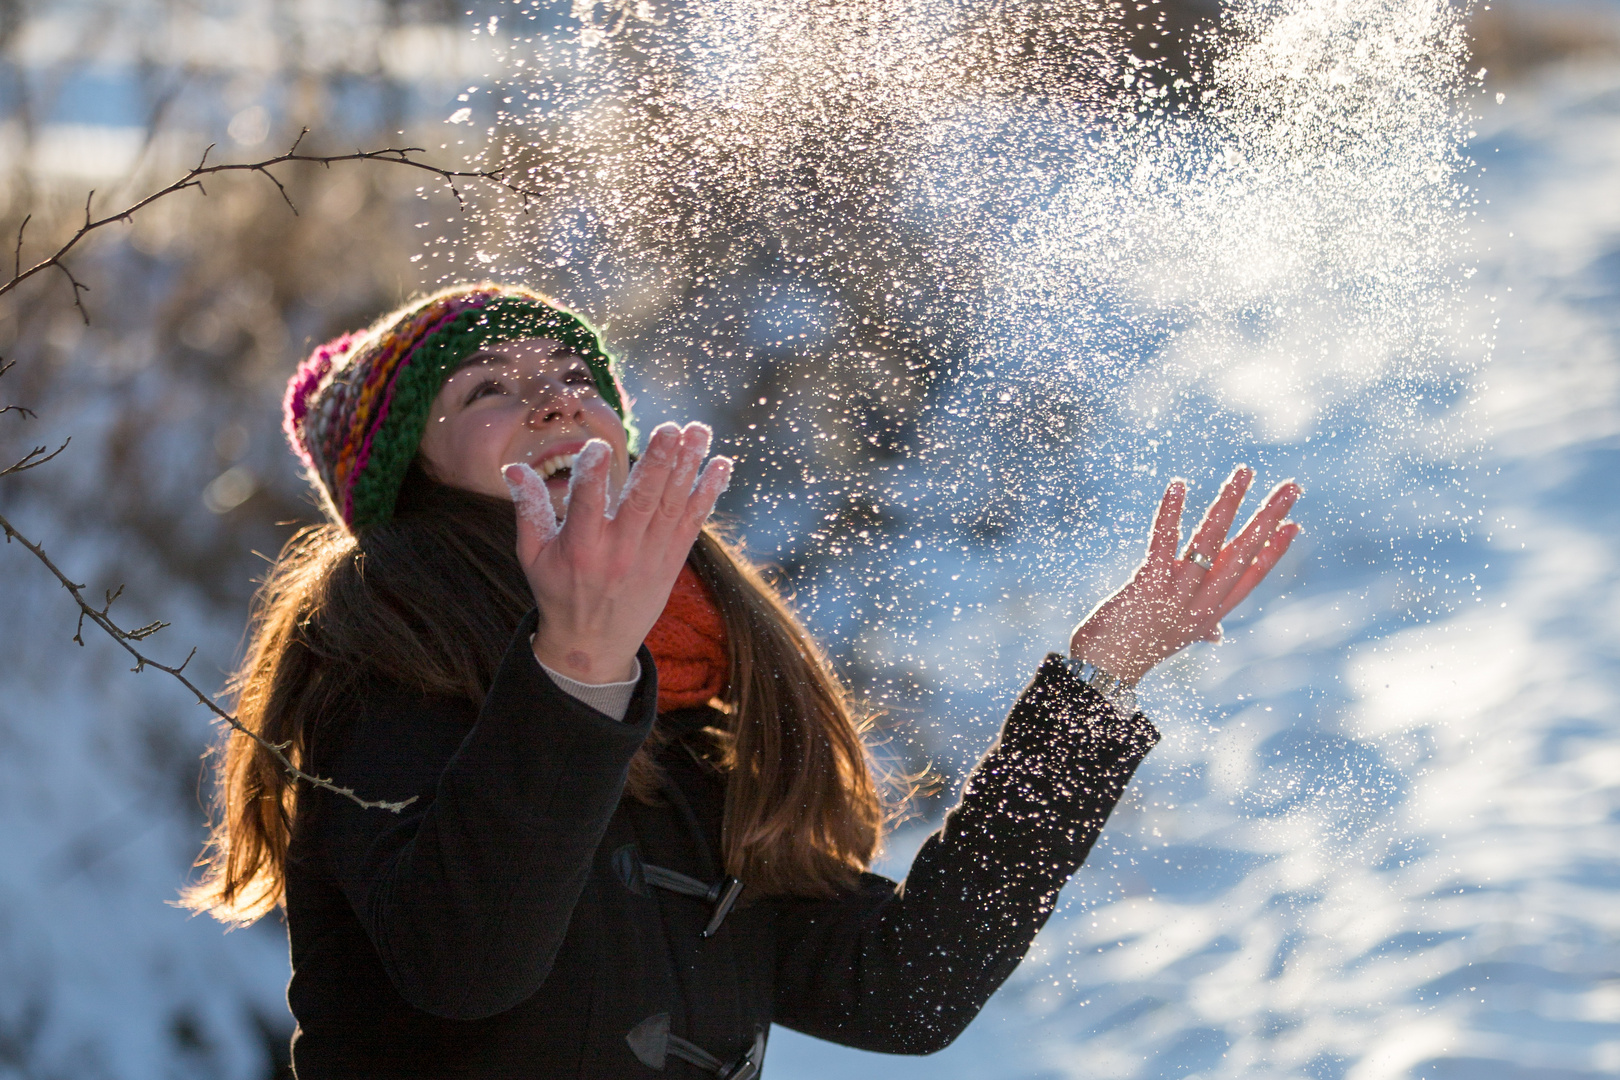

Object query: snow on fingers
[504,462,561,548]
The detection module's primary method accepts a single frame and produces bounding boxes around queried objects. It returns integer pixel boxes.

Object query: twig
[0,437,69,476]
[0,133,473,813]
[1,127,544,320]
[0,510,416,813]
[13,214,29,280]
[0,361,32,420]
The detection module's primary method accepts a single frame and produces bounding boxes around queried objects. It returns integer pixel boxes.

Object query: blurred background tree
[0,4,512,1075]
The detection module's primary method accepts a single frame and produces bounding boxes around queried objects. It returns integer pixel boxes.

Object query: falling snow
[415,1,1620,1075]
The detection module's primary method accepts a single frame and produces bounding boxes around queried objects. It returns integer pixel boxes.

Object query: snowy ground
[768,60,1620,1080]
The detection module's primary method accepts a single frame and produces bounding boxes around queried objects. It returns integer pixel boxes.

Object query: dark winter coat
[283,610,1158,1079]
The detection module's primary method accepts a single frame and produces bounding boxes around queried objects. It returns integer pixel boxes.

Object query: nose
[521,375,585,429]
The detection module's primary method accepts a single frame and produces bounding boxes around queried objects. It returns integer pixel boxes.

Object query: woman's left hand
[507,422,732,685]
[1068,466,1302,686]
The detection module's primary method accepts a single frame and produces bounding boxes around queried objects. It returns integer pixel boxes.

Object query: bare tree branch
[13,214,29,281]
[0,510,417,813]
[0,436,69,476]
[2,127,542,320]
[0,360,33,420]
[0,130,524,813]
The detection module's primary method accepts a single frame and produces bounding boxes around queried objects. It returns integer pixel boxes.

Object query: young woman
[188,283,1300,1078]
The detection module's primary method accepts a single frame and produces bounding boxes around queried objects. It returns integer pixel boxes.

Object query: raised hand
[1068,466,1302,686]
[503,421,732,684]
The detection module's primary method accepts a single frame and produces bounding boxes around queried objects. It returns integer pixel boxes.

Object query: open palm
[1069,467,1302,685]
[505,421,731,684]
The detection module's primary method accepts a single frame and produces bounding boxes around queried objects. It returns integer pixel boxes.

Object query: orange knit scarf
[644,564,729,713]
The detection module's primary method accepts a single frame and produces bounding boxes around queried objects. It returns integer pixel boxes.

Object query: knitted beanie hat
[283,283,633,532]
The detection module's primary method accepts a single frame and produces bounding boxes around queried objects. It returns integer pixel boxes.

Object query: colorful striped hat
[282,283,633,532]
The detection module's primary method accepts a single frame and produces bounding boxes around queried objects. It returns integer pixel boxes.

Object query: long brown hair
[185,464,885,924]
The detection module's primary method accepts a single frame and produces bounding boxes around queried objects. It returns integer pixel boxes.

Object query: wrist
[531,632,639,685]
[1067,640,1148,687]
[1061,655,1140,716]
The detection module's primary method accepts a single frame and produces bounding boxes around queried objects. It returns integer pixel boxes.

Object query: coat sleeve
[770,654,1159,1053]
[299,610,658,1021]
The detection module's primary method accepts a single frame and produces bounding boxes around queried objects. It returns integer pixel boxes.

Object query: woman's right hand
[504,421,732,684]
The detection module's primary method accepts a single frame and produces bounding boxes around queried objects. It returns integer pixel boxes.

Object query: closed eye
[563,366,594,388]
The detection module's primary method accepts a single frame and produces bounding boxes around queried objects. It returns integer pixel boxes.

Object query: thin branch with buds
[0,360,35,421]
[0,504,415,813]
[0,435,69,476]
[0,130,545,812]
[3,128,542,322]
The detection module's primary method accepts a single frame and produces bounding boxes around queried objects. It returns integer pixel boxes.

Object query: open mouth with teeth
[535,450,581,486]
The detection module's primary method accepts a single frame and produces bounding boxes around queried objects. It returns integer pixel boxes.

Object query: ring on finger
[1184,549,1215,571]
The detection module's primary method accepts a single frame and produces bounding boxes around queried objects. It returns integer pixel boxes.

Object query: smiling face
[417,337,630,516]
